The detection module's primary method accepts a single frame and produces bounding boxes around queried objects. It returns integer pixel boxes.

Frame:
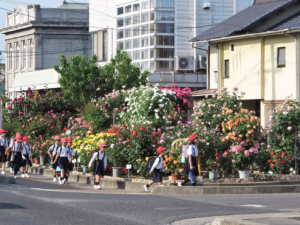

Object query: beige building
[0,2,91,99]
[190,0,300,126]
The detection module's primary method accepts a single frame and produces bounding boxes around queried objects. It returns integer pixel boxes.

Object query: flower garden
[3,83,300,179]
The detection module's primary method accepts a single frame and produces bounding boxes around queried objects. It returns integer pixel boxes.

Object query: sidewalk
[172,212,300,225]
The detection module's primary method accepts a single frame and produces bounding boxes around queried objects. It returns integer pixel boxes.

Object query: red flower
[133,125,136,129]
[27,87,31,91]
[130,130,133,133]
[132,132,137,136]
[270,152,275,156]
[289,155,293,158]
[281,160,285,164]
[140,127,144,131]
[61,92,64,95]
[27,93,32,97]
[268,159,272,163]
[275,159,278,162]
[127,145,131,148]
[10,114,13,117]
[224,150,229,154]
[25,104,28,107]
[34,97,37,100]
[278,153,282,157]
[281,152,286,157]
[271,164,275,168]
[62,127,67,132]
[215,153,219,157]
[158,130,162,134]
[153,132,157,136]
[148,123,152,125]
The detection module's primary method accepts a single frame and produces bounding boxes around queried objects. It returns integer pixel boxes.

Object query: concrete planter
[40,156,45,165]
[209,171,218,180]
[239,170,250,179]
[113,167,123,177]
[82,166,89,174]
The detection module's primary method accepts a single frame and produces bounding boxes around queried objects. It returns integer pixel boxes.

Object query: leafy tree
[54,50,149,105]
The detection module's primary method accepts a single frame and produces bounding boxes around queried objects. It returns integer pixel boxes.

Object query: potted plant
[106,144,127,177]
[206,159,219,179]
[79,150,90,174]
[164,147,185,180]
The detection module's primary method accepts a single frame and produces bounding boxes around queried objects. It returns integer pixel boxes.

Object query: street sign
[72,159,76,163]
[126,164,132,170]
[66,129,71,135]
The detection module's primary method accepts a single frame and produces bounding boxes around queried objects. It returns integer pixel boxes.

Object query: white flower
[110,144,115,148]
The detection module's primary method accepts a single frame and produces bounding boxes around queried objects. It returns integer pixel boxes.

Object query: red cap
[23,136,29,141]
[157,147,167,154]
[189,135,198,142]
[61,138,68,143]
[0,129,7,134]
[54,135,61,140]
[99,143,107,148]
[67,138,72,143]
[16,132,22,138]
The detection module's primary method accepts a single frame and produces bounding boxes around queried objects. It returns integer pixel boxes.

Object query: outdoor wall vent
[203,2,211,9]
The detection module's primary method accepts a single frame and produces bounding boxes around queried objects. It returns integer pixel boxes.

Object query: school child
[8,136,16,174]
[65,138,75,184]
[143,146,167,192]
[48,136,61,182]
[178,135,199,186]
[21,136,32,178]
[88,143,107,190]
[11,133,25,179]
[0,129,9,174]
[52,138,72,185]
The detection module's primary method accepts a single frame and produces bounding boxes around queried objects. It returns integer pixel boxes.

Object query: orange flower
[243,118,247,123]
[221,138,226,142]
[250,129,254,134]
[246,139,250,143]
[173,160,177,165]
[179,168,183,173]
[235,113,239,118]
[164,155,168,159]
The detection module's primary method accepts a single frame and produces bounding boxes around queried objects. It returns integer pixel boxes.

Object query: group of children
[0,130,33,178]
[1,130,199,191]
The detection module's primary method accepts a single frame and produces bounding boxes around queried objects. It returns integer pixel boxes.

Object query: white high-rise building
[90,0,253,90]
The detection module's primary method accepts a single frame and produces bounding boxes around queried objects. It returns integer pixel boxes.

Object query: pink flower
[19,112,24,116]
[232,159,235,163]
[244,150,250,156]
[62,114,65,117]
[112,95,117,98]
[287,126,292,131]
[96,104,99,107]
[254,143,260,148]
[27,93,32,97]
[27,87,31,91]
[8,105,12,109]
[105,102,108,105]
[34,97,37,100]
[25,104,28,107]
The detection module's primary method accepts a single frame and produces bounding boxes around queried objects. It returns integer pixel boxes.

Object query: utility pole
[0,51,3,129]
[83,27,87,59]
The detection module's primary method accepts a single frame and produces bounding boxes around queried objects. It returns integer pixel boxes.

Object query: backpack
[89,149,99,168]
[146,157,161,170]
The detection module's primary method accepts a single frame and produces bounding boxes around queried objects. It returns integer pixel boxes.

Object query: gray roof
[57,2,88,9]
[271,11,300,30]
[190,0,295,42]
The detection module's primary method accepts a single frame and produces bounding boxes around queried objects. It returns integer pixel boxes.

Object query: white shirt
[151,157,165,172]
[0,137,8,148]
[50,144,61,155]
[187,145,198,157]
[53,146,71,158]
[68,147,75,160]
[12,142,24,153]
[88,151,107,169]
[22,144,31,159]
[9,138,16,148]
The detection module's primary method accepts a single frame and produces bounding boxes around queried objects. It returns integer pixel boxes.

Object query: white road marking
[240,205,266,208]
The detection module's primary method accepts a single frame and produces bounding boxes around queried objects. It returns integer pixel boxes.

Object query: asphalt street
[1,173,300,225]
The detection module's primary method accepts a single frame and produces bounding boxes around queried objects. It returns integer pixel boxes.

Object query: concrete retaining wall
[0,175,15,184]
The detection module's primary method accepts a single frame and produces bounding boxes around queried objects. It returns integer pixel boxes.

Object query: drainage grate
[154,207,190,210]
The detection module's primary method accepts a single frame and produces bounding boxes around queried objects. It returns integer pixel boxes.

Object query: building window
[156,35,174,45]
[125,28,132,38]
[141,1,148,10]
[156,61,174,71]
[117,30,124,39]
[103,31,108,61]
[22,41,26,68]
[155,48,174,58]
[117,7,124,15]
[141,12,149,23]
[133,14,140,24]
[155,24,174,33]
[141,61,149,71]
[277,47,285,67]
[150,61,155,71]
[126,51,132,59]
[231,44,234,51]
[153,0,174,8]
[91,30,108,61]
[125,16,131,26]
[117,18,124,28]
[15,43,19,69]
[117,41,124,50]
[133,26,140,36]
[150,24,155,33]
[133,3,140,11]
[9,45,12,70]
[224,60,229,78]
[150,36,154,45]
[125,5,132,13]
[141,49,149,59]
[125,40,132,50]
[141,24,149,35]
[30,40,33,68]
[150,49,154,58]
[154,11,174,21]
[133,50,140,60]
[141,37,149,47]
[133,38,140,48]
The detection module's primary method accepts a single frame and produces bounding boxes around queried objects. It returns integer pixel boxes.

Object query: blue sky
[0,0,89,64]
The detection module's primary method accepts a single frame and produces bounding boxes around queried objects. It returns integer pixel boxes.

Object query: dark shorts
[152,169,162,182]
[58,157,69,171]
[13,152,22,170]
[0,147,7,162]
[21,154,32,167]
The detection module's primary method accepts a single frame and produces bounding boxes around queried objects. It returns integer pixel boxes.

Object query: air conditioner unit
[203,2,211,9]
[198,55,207,69]
[175,56,194,71]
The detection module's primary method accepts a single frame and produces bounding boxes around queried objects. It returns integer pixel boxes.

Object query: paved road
[1,173,300,225]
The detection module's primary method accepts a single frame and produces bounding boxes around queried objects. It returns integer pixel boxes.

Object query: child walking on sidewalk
[48,136,61,182]
[178,135,199,186]
[21,136,32,178]
[88,143,107,190]
[0,129,8,174]
[144,147,167,192]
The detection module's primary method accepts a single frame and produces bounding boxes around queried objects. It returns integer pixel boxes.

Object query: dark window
[133,3,140,11]
[103,31,108,61]
[117,18,123,28]
[231,44,234,51]
[277,47,285,67]
[117,7,123,15]
[224,60,229,78]
[117,30,124,39]
[125,5,132,13]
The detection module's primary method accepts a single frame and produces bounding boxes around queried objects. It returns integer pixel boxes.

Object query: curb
[0,174,16,184]
[151,184,300,195]
[211,218,267,225]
